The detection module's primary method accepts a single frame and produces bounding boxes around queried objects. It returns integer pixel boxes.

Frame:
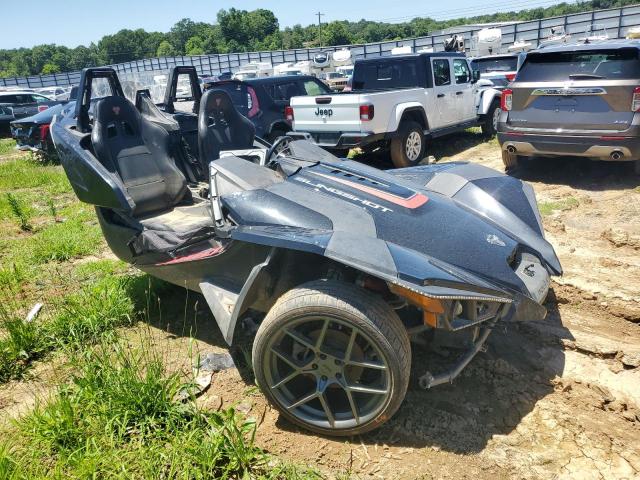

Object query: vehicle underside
[51,66,562,436]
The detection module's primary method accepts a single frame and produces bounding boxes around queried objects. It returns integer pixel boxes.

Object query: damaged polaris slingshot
[51,67,561,436]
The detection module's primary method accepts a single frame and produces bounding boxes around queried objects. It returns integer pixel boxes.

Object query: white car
[37,87,68,101]
[289,52,502,167]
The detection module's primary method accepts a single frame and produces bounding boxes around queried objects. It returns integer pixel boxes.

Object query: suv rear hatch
[507,47,640,133]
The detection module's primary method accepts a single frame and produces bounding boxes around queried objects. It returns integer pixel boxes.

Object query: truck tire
[482,100,501,137]
[390,121,425,168]
[252,279,411,437]
[634,160,640,175]
[502,149,520,172]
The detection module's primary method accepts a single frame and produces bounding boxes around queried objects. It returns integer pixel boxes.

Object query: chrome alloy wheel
[405,131,422,162]
[262,315,392,431]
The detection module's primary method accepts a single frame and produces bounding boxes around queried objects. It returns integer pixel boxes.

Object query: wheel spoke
[271,370,301,390]
[271,347,300,370]
[345,359,387,370]
[347,384,389,395]
[287,391,318,410]
[284,329,315,351]
[344,328,357,361]
[318,393,336,428]
[315,318,329,350]
[345,388,360,425]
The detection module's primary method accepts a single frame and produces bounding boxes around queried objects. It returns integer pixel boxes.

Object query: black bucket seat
[92,95,189,218]
[198,89,256,162]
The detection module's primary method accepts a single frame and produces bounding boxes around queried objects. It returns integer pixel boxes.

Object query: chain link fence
[2,3,640,89]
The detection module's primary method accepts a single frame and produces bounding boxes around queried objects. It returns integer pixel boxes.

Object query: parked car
[498,40,640,173]
[318,71,349,91]
[470,53,526,88]
[290,52,502,167]
[0,91,63,122]
[10,86,77,154]
[0,104,14,136]
[37,86,68,101]
[211,75,331,141]
[52,66,561,437]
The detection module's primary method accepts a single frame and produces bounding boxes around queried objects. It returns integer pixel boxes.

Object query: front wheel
[390,121,425,168]
[482,100,501,137]
[252,280,411,436]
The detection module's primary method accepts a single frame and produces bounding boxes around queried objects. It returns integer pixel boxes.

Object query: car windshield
[471,57,518,73]
[517,48,640,81]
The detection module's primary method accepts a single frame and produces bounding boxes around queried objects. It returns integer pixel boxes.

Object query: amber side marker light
[388,284,444,328]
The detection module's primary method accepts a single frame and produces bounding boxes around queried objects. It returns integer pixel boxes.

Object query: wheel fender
[386,103,428,134]
[477,88,501,115]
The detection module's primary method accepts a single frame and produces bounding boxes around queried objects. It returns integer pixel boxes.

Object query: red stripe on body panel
[312,172,428,209]
[155,246,225,266]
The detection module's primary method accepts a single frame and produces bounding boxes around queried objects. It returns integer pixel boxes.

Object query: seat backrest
[92,95,188,217]
[198,89,256,163]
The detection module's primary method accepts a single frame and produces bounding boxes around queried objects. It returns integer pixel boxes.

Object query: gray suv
[498,41,640,173]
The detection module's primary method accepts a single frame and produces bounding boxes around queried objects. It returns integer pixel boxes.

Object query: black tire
[482,100,501,137]
[390,120,425,168]
[252,279,411,436]
[634,160,640,175]
[502,149,520,172]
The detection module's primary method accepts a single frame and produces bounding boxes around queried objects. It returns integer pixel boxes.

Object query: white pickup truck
[289,52,502,167]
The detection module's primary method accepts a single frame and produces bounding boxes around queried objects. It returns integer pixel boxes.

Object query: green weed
[0,304,44,383]
[0,157,70,195]
[30,218,102,264]
[5,193,32,231]
[45,276,135,349]
[539,197,580,216]
[0,139,15,157]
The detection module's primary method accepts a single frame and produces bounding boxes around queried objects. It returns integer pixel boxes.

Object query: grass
[0,138,15,157]
[539,196,580,216]
[0,140,319,479]
[1,332,317,479]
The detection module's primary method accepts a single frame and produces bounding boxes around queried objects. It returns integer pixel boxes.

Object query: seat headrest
[94,96,141,132]
[201,89,240,121]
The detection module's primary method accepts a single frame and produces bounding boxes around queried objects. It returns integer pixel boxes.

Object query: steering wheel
[264,135,293,166]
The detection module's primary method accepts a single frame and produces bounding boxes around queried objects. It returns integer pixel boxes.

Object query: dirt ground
[2,135,639,479]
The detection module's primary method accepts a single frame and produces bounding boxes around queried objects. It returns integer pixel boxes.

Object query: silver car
[498,40,640,173]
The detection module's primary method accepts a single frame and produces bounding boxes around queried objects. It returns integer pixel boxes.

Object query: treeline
[0,0,636,78]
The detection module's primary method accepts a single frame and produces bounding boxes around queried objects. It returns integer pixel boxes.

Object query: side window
[31,94,50,103]
[432,59,451,87]
[0,94,17,103]
[453,59,471,84]
[303,80,326,96]
[267,82,299,102]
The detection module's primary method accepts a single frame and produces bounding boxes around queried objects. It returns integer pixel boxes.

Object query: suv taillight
[505,73,516,82]
[285,106,294,122]
[501,89,513,111]
[38,105,49,112]
[360,104,374,121]
[632,87,640,112]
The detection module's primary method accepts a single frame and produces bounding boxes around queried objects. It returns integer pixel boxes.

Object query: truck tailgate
[291,94,364,133]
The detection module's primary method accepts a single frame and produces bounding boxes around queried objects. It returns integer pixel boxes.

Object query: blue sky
[1,0,565,49]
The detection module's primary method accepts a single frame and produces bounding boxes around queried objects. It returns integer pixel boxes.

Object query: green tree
[185,36,205,56]
[156,40,177,58]
[321,22,353,46]
[41,63,60,74]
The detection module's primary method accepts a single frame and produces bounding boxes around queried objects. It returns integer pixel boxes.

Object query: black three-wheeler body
[51,67,561,436]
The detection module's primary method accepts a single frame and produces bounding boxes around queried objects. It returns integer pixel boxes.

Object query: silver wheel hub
[405,131,422,162]
[264,316,391,430]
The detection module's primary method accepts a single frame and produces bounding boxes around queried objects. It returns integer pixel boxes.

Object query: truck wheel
[390,121,425,168]
[634,160,640,175]
[252,279,411,437]
[482,100,501,137]
[502,149,520,172]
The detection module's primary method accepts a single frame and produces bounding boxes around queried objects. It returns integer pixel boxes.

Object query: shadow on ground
[512,156,640,191]
[141,276,572,455]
